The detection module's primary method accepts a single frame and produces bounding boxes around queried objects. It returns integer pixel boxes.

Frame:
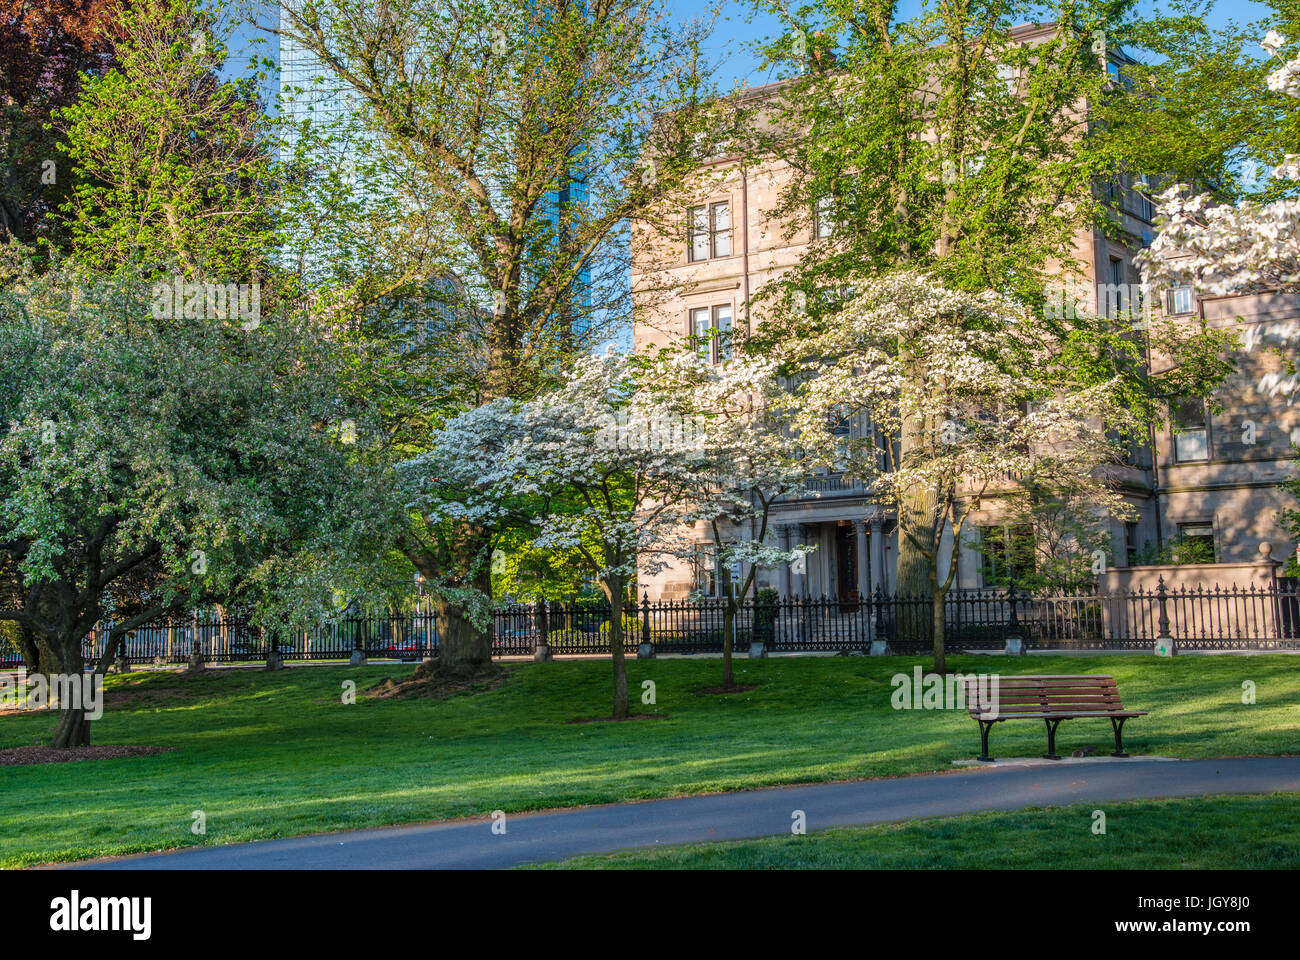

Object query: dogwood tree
[1140,27,1300,295]
[403,354,688,716]
[1141,187,1300,294]
[780,271,1141,672]
[404,350,801,716]
[646,350,810,689]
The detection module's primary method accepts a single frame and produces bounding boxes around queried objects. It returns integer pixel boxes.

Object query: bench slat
[972,707,1144,712]
[962,674,1137,720]
[974,692,1125,700]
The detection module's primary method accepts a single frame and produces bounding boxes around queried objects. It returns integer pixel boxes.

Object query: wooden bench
[963,674,1146,762]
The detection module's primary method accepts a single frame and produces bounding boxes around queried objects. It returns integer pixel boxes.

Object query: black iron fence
[2,579,1298,668]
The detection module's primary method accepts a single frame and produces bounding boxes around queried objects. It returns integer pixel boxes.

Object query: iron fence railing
[2,578,1297,668]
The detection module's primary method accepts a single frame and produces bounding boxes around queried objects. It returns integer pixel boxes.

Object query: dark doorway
[835,522,859,609]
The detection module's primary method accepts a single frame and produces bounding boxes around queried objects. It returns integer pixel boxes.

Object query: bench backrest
[964,675,1126,718]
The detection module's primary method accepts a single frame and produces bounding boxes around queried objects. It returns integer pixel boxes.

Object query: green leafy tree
[267,0,719,672]
[972,483,1121,593]
[56,0,277,281]
[1094,0,1296,206]
[0,251,370,746]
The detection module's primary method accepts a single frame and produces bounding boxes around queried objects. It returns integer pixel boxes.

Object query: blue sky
[690,0,1273,94]
[233,1,1275,92]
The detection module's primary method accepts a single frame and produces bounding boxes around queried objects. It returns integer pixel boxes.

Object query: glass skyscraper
[277,6,357,166]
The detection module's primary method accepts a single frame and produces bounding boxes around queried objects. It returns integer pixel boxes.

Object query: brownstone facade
[632,85,1298,600]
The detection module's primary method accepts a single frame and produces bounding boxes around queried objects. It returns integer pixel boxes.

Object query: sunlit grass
[2,654,1297,867]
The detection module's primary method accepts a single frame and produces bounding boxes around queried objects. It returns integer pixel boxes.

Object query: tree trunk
[18,625,40,674]
[51,700,91,748]
[897,413,936,646]
[433,597,491,672]
[721,595,736,689]
[36,637,59,677]
[931,588,947,675]
[50,636,90,748]
[411,527,495,673]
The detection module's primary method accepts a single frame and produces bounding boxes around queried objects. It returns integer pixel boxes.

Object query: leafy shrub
[598,614,641,641]
[0,622,20,659]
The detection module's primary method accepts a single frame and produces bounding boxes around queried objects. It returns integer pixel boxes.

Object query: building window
[713,304,732,362]
[1096,257,1129,319]
[1172,398,1209,462]
[979,524,1035,587]
[1168,284,1194,315]
[1135,173,1154,220]
[712,201,731,257]
[690,306,710,361]
[1105,60,1135,90]
[689,206,709,262]
[690,303,733,364]
[1109,256,1125,288]
[691,543,717,596]
[828,407,851,436]
[1176,522,1216,563]
[1125,521,1140,566]
[687,201,731,261]
[996,62,1017,93]
[814,196,835,239]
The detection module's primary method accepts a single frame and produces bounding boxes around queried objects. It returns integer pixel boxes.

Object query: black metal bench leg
[1111,717,1130,757]
[977,720,995,762]
[1043,719,1062,760]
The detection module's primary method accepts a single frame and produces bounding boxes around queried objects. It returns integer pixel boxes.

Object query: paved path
[71,757,1300,870]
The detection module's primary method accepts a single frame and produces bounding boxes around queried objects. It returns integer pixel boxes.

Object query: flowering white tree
[406,352,774,716]
[647,350,810,689]
[780,271,1139,672]
[1140,187,1300,295]
[1140,29,1300,295]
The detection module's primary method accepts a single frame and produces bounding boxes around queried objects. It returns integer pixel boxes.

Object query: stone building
[632,73,1298,600]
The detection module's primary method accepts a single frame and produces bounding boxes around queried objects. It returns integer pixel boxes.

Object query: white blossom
[776,271,1136,594]
[1141,38,1300,295]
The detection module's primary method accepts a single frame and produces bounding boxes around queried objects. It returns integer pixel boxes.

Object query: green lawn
[1,654,1297,868]
[533,794,1300,869]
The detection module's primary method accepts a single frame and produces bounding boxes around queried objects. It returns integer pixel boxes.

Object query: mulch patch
[0,744,174,767]
[364,660,512,701]
[693,684,758,695]
[565,713,668,724]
